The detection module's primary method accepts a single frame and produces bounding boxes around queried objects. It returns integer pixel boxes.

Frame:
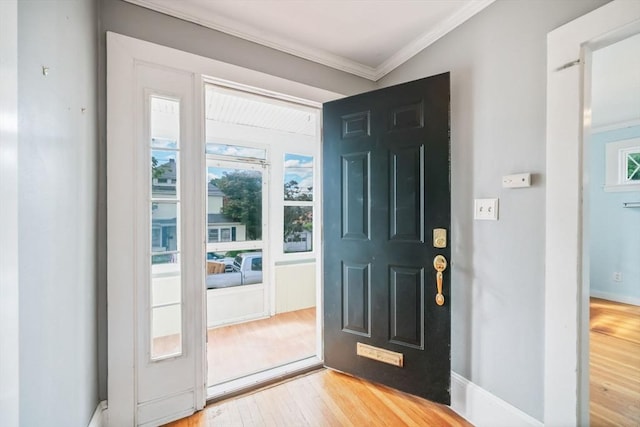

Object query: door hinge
[555,59,581,72]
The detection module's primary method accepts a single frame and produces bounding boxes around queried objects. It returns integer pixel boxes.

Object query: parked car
[207,252,234,272]
[206,252,262,289]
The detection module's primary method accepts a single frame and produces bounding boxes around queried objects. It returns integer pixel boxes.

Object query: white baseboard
[590,290,640,307]
[91,376,538,427]
[451,372,543,427]
[88,401,107,427]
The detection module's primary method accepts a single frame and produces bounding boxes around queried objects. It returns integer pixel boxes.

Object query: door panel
[389,265,424,349]
[342,262,371,336]
[323,73,450,404]
[390,145,424,241]
[341,153,370,240]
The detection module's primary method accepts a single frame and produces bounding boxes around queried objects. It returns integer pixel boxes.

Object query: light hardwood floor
[165,369,470,427]
[167,298,639,426]
[590,298,640,427]
[208,308,316,385]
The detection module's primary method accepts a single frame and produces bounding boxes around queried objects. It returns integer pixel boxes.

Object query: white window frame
[283,152,316,255]
[603,137,640,192]
[621,146,640,183]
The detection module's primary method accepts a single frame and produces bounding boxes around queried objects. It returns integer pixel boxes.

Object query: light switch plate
[474,198,499,220]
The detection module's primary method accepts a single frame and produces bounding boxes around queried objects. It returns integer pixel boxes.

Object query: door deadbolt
[433,228,447,248]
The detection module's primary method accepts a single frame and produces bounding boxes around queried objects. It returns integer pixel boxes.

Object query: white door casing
[545,2,640,426]
[107,32,342,425]
[107,38,205,426]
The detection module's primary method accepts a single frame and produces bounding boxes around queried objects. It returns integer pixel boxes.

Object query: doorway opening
[544,4,640,424]
[202,82,323,398]
[584,32,640,425]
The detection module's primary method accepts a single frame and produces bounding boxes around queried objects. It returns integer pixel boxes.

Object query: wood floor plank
[165,370,471,426]
[590,298,640,427]
[166,297,638,426]
[207,307,316,385]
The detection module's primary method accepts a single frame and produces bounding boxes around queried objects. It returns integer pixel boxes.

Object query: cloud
[284,155,313,169]
[206,143,266,159]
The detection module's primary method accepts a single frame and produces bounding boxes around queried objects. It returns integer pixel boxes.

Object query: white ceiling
[591,33,640,130]
[124,0,495,81]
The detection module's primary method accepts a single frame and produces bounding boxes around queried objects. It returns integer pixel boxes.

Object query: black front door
[322,73,451,404]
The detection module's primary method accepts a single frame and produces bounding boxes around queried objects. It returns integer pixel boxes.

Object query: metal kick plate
[433,228,447,248]
[356,342,404,367]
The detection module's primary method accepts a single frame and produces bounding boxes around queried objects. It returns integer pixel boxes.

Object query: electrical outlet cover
[474,198,499,220]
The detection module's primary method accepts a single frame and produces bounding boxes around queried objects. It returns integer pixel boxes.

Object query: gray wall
[99,0,375,97]
[97,0,376,400]
[18,0,99,426]
[589,126,640,302]
[94,0,614,420]
[378,0,609,420]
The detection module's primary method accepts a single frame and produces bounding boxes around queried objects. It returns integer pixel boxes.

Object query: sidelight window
[149,95,183,360]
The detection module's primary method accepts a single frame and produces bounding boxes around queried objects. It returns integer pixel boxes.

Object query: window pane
[251,256,262,271]
[151,267,181,307]
[151,304,182,360]
[205,250,263,288]
[627,152,640,181]
[284,206,313,253]
[284,154,313,201]
[151,150,178,198]
[152,202,179,253]
[207,167,262,242]
[150,97,179,148]
[150,95,182,360]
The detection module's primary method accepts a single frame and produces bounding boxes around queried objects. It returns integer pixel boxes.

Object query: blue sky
[152,149,177,163]
[284,153,313,191]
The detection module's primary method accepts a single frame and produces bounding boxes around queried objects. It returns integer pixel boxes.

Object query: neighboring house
[151,157,177,197]
[207,182,246,243]
[284,229,312,252]
[152,161,246,248]
[207,213,246,243]
[152,158,178,252]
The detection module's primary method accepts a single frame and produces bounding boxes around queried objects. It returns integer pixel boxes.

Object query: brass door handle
[433,255,447,306]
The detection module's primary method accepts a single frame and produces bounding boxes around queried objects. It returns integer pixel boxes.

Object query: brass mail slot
[356,342,404,367]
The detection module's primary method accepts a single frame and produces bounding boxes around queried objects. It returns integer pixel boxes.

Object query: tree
[284,179,312,201]
[283,180,312,249]
[284,206,312,243]
[212,171,262,240]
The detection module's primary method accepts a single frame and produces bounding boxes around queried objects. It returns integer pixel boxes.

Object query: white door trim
[0,1,19,426]
[108,35,205,426]
[545,2,640,425]
[107,31,343,424]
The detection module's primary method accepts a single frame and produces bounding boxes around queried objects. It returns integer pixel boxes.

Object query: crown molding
[123,0,495,82]
[374,0,495,80]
